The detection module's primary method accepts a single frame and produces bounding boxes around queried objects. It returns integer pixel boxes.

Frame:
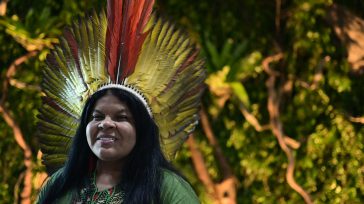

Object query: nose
[98,117,116,130]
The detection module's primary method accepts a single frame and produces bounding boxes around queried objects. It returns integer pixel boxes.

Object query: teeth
[98,138,115,141]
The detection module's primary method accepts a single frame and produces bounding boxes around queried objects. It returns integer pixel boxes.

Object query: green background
[0,0,363,203]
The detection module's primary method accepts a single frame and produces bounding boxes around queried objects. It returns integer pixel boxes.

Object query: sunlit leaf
[230,82,250,108]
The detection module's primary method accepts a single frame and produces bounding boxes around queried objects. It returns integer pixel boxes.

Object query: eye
[91,114,104,121]
[115,115,128,122]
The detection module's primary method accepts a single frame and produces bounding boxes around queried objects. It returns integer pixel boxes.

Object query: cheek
[120,125,137,148]
[130,133,136,148]
[129,127,137,142]
[85,123,94,145]
[130,130,137,150]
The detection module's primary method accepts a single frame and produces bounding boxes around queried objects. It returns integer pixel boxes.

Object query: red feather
[64,28,79,68]
[106,0,155,82]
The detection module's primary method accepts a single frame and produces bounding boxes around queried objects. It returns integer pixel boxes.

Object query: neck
[95,160,123,191]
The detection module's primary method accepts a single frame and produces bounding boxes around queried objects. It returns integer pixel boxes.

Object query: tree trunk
[186,108,237,203]
[0,106,32,204]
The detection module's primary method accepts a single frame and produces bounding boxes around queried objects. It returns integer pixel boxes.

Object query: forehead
[93,94,130,112]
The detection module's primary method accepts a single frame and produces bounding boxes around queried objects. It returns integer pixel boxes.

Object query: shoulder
[37,168,64,199]
[160,169,200,204]
[36,168,61,203]
[48,168,65,182]
[36,168,74,203]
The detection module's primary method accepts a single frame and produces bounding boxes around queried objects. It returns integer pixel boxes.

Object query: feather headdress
[38,0,205,173]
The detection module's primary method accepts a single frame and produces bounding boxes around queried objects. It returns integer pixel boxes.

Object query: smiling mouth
[96,136,117,142]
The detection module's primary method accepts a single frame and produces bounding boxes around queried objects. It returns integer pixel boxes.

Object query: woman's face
[86,93,136,162]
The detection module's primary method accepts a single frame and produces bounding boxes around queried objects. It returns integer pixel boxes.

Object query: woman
[36,0,205,203]
[37,88,200,203]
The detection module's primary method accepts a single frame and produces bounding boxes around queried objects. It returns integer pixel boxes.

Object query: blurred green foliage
[0,0,363,203]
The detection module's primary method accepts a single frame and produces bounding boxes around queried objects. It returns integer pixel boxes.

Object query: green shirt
[37,169,200,203]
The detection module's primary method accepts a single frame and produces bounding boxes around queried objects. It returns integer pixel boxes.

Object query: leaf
[220,38,233,65]
[205,39,221,68]
[230,82,250,108]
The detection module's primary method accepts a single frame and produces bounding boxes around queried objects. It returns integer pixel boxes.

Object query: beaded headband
[96,83,153,116]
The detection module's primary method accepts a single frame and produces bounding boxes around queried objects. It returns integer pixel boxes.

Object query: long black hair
[39,88,176,203]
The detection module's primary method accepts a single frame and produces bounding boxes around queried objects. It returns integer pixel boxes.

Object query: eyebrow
[93,109,129,114]
[92,109,135,122]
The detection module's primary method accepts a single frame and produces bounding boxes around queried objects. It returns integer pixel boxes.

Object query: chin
[97,156,116,161]
[96,152,126,162]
